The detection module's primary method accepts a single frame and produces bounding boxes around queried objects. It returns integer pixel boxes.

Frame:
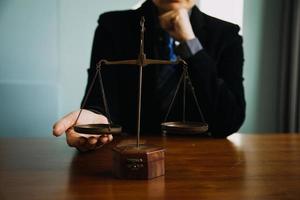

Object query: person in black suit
[53,0,245,152]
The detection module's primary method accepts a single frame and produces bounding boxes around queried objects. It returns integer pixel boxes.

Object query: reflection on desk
[0,133,299,200]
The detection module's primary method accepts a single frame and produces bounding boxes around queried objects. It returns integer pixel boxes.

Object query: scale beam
[97,58,185,68]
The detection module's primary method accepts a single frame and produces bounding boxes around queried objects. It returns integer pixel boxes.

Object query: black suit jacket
[83,0,246,138]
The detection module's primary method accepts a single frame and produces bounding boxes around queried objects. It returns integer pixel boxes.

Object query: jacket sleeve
[186,25,246,138]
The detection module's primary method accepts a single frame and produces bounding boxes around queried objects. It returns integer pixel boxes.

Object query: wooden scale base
[75,124,165,179]
[113,144,165,179]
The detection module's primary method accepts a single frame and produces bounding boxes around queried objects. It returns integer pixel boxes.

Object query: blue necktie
[156,36,177,89]
[168,37,177,61]
[156,35,180,111]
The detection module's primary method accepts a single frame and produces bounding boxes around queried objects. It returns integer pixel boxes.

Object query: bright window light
[199,0,244,34]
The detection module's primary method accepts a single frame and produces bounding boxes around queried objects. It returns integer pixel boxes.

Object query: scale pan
[74,124,122,135]
[161,121,208,134]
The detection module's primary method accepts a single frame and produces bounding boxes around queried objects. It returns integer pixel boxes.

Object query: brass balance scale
[73,17,208,179]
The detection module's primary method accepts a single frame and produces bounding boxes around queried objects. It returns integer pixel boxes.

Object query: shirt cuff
[175,38,203,59]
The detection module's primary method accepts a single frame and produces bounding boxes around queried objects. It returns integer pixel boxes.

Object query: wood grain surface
[0,133,300,200]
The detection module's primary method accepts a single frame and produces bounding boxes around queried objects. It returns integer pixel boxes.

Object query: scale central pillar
[112,64,165,179]
[112,17,165,179]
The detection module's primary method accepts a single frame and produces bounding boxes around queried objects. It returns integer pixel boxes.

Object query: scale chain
[97,65,112,130]
[183,67,187,123]
[163,70,185,122]
[163,64,206,124]
[186,70,206,123]
[74,67,99,126]
[74,63,113,131]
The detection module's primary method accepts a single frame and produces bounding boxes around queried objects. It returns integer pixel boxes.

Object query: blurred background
[0,0,298,137]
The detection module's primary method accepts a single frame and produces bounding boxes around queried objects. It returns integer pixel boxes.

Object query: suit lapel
[190,6,208,48]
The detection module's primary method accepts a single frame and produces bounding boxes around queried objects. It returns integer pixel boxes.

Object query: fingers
[97,134,113,146]
[53,111,78,137]
[159,9,177,19]
[108,134,114,142]
[159,10,178,30]
[66,129,113,152]
[88,136,98,145]
[53,109,110,137]
[53,109,114,153]
[66,128,85,147]
[159,8,195,41]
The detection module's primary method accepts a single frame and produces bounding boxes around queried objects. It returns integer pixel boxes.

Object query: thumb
[52,111,79,137]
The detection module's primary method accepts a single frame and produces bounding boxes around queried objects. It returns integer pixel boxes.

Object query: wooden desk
[0,134,299,200]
